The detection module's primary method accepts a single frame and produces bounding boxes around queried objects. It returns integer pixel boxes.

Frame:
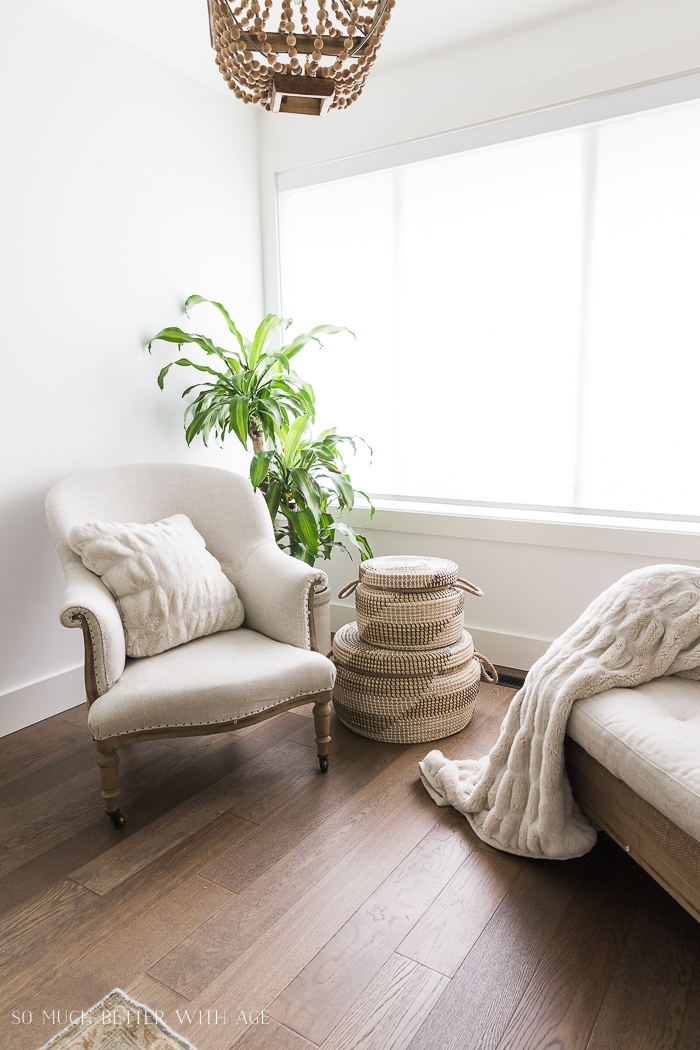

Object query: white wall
[0,2,262,734]
[259,0,700,669]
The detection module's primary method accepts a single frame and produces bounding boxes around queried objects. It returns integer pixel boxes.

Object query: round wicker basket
[333,622,475,676]
[332,555,494,744]
[339,555,483,653]
[332,654,482,743]
[355,586,465,650]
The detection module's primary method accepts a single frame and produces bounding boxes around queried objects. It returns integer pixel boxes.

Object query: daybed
[566,675,700,922]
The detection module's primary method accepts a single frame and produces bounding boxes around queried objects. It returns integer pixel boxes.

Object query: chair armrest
[237,542,328,650]
[60,561,126,698]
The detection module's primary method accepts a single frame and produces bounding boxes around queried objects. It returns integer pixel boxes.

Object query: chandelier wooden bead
[207,0,393,115]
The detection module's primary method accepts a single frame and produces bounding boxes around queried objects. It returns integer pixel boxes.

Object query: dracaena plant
[149,296,373,565]
[250,415,374,566]
[148,295,348,452]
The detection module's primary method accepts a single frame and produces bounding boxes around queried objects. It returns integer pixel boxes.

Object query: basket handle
[475,652,498,683]
[456,577,483,597]
[338,579,360,599]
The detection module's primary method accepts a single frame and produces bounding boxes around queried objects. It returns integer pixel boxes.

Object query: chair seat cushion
[567,675,700,841]
[87,628,335,740]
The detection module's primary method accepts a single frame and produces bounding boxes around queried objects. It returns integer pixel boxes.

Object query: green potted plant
[250,414,373,566]
[149,297,374,652]
[149,295,328,452]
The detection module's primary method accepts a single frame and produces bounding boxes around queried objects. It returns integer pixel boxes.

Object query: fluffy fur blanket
[419,564,700,860]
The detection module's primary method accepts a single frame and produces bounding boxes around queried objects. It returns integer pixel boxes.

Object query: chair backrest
[45,463,275,588]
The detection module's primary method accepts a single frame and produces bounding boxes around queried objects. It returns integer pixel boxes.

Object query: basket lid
[358,555,459,591]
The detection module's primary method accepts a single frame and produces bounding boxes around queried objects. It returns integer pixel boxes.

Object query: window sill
[343,498,700,561]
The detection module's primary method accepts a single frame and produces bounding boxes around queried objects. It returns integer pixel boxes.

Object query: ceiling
[42,0,621,93]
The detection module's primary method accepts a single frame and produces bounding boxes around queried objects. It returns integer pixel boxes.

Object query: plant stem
[250,430,264,452]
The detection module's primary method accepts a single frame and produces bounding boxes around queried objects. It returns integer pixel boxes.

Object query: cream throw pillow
[68,514,245,658]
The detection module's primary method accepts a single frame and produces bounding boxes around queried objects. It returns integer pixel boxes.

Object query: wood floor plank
[225,739,326,825]
[70,739,314,895]
[0,740,186,864]
[586,883,699,1050]
[36,877,232,1016]
[0,741,182,915]
[676,941,700,1050]
[59,704,91,727]
[0,877,97,955]
[0,713,304,913]
[149,697,502,1004]
[148,750,439,999]
[237,1018,318,1050]
[146,684,513,1005]
[199,737,405,893]
[164,791,445,1050]
[397,842,521,976]
[494,842,642,1050]
[406,856,584,1050]
[289,703,315,719]
[0,813,250,1009]
[267,810,473,1046]
[7,875,233,1050]
[319,953,448,1050]
[125,973,192,1017]
[0,736,99,807]
[0,716,91,798]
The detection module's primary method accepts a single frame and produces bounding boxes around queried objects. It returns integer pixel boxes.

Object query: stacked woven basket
[332,555,497,744]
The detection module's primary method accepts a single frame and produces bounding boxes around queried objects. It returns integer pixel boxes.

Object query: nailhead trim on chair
[91,685,327,739]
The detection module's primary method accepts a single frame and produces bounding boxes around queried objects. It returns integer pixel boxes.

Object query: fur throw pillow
[68,513,245,657]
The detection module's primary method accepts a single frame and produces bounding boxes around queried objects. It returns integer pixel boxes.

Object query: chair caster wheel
[319,756,329,774]
[108,809,125,829]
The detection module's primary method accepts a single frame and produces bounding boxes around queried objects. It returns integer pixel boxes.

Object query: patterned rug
[37,989,198,1050]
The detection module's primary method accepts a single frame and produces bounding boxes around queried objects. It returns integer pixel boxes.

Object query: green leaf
[264,480,283,520]
[249,451,272,489]
[291,507,319,558]
[281,414,310,469]
[334,522,373,561]
[156,358,224,390]
[147,327,221,357]
[229,395,250,448]
[284,324,354,359]
[185,404,217,446]
[249,314,291,369]
[288,467,322,520]
[184,295,245,351]
[329,471,354,508]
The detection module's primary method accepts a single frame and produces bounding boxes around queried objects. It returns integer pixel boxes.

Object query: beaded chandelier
[207,0,394,115]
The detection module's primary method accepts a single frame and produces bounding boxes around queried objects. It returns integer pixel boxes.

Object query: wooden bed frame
[565,736,700,924]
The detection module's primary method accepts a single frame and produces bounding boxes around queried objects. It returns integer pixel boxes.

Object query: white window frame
[272,69,700,551]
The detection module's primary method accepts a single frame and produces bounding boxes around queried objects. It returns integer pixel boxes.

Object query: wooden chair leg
[313,698,332,773]
[96,741,125,828]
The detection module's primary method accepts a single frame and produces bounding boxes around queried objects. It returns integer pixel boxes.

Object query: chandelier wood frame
[207,0,395,115]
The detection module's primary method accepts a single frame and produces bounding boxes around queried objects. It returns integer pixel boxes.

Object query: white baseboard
[0,665,85,738]
[330,601,550,671]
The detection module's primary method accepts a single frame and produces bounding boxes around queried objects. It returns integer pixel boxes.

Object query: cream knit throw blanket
[419,565,700,860]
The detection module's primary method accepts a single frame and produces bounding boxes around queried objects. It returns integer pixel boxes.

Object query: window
[278,94,700,520]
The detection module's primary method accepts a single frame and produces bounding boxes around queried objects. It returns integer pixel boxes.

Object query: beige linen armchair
[45,463,335,828]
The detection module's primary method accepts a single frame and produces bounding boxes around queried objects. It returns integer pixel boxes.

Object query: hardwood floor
[1,683,698,1050]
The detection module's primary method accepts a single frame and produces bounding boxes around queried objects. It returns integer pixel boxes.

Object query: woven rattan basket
[333,555,496,743]
[339,555,482,652]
